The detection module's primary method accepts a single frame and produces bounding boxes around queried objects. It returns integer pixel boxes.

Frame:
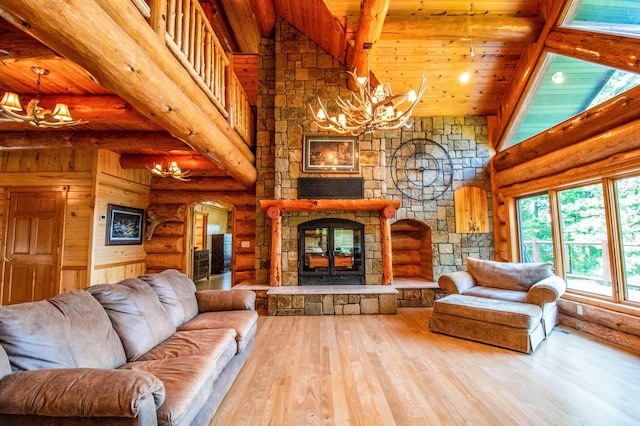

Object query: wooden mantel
[259,199,400,287]
[260,199,400,213]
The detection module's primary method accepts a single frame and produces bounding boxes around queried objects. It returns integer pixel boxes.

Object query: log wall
[148,175,256,286]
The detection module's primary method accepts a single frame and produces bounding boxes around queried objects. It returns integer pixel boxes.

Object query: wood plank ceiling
[0,0,545,149]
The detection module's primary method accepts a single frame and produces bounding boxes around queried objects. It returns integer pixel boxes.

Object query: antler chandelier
[310,45,426,136]
[148,161,192,181]
[0,67,83,128]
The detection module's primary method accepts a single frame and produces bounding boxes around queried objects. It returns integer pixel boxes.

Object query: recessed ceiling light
[552,71,565,84]
[459,72,471,84]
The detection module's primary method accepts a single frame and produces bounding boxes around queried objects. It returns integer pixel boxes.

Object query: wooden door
[2,190,65,305]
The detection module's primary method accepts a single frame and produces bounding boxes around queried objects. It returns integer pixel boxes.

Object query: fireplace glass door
[299,219,364,285]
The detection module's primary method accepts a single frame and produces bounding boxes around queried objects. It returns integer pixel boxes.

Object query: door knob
[3,257,12,262]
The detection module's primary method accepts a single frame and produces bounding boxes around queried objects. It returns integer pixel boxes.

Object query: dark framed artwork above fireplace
[302,135,359,173]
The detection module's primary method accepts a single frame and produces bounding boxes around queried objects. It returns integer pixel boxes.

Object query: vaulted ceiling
[0,0,546,152]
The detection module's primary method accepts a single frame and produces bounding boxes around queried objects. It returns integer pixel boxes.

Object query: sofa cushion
[433,294,542,329]
[465,257,553,292]
[87,278,175,361]
[0,291,126,372]
[136,328,237,363]
[179,310,258,353]
[139,269,199,328]
[122,329,237,425]
[462,286,528,304]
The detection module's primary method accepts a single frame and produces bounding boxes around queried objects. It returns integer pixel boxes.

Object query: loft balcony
[0,0,257,187]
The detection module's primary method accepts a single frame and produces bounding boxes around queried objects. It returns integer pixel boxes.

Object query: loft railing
[134,0,253,145]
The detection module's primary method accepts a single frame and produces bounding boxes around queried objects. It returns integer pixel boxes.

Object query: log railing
[230,72,252,144]
[140,0,253,145]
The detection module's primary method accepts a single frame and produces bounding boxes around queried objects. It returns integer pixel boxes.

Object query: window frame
[514,173,640,309]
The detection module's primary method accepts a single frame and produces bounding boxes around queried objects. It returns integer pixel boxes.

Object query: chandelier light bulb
[407,90,417,102]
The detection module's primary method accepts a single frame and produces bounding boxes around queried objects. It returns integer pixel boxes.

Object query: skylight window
[501,52,640,150]
[562,0,640,38]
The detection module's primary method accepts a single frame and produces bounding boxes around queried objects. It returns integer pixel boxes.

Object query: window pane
[558,184,611,296]
[503,53,640,149]
[517,194,554,264]
[616,176,640,302]
[562,0,640,39]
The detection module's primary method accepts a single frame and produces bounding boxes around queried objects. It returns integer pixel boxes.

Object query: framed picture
[106,204,144,245]
[303,135,359,173]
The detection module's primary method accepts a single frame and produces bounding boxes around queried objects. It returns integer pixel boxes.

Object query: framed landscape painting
[303,135,359,173]
[106,204,144,245]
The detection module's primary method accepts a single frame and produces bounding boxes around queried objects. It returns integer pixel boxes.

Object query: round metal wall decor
[390,138,453,201]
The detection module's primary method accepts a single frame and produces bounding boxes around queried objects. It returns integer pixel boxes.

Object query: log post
[266,206,282,287]
[149,0,168,39]
[380,205,395,285]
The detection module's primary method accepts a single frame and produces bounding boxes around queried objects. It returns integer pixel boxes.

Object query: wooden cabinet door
[2,190,64,305]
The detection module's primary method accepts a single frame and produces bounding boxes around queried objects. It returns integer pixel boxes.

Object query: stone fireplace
[254,19,495,291]
[259,199,399,286]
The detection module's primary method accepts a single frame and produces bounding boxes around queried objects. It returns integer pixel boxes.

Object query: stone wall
[255,19,494,286]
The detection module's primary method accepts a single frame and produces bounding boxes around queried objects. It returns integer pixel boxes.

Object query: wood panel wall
[90,150,151,284]
[0,149,95,295]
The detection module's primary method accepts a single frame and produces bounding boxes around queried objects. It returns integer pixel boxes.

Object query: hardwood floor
[211,308,640,426]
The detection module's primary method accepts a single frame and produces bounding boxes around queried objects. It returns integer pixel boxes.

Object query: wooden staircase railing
[137,0,253,145]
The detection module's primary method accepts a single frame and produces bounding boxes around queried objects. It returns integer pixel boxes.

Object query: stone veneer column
[255,19,494,285]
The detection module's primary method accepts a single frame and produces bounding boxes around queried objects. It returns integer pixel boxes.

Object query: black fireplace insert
[298,218,365,285]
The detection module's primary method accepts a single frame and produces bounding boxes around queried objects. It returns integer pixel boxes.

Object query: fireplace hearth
[298,218,364,285]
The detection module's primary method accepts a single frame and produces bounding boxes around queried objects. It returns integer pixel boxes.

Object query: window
[517,194,554,264]
[616,176,640,302]
[516,175,640,306]
[558,184,611,296]
[501,53,640,150]
[561,0,640,39]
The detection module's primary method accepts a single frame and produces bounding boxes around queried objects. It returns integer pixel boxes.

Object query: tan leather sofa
[0,269,257,425]
[431,258,567,353]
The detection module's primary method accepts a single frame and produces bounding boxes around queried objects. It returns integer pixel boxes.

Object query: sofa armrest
[525,275,567,307]
[196,289,256,312]
[438,271,476,294]
[0,368,164,420]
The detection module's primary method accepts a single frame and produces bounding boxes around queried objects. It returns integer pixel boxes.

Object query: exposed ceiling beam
[199,0,239,52]
[0,131,191,151]
[347,0,389,86]
[219,0,261,53]
[251,0,276,38]
[0,0,257,187]
[546,28,640,74]
[0,18,60,60]
[150,175,249,192]
[120,154,218,170]
[346,15,545,43]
